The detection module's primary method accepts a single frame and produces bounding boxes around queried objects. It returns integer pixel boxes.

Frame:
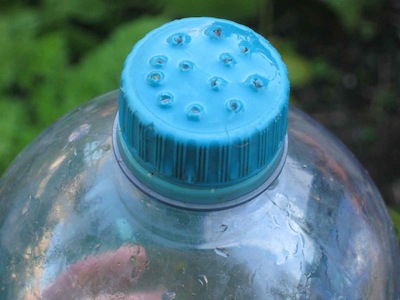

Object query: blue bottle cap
[116,17,290,209]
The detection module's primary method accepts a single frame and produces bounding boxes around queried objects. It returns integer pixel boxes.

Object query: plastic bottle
[0,17,399,299]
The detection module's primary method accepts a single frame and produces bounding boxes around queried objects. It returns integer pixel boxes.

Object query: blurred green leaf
[361,126,378,144]
[283,53,313,87]
[163,0,259,21]
[277,40,313,87]
[275,40,340,88]
[14,32,68,126]
[388,207,400,243]
[0,99,36,173]
[318,0,380,31]
[312,58,341,82]
[63,16,170,111]
[0,9,40,90]
[40,0,109,23]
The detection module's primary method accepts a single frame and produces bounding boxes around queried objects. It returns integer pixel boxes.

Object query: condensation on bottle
[0,17,399,299]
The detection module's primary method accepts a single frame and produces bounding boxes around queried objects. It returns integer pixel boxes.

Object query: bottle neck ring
[113,113,287,211]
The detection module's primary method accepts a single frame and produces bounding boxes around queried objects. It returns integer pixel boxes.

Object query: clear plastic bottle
[0,17,399,299]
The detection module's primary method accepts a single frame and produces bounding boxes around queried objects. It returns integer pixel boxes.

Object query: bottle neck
[113,164,285,247]
[113,114,288,210]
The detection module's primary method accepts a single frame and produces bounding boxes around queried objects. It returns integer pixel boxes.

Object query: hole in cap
[158,92,174,107]
[213,28,222,37]
[226,100,244,112]
[186,104,204,121]
[219,53,236,67]
[149,55,168,68]
[179,60,194,72]
[239,41,251,54]
[147,71,164,87]
[246,74,268,91]
[209,77,227,91]
[167,33,191,46]
[205,23,229,39]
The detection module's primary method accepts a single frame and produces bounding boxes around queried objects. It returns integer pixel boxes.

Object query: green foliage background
[0,0,399,239]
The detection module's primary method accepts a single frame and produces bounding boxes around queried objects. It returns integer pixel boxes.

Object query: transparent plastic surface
[0,91,399,299]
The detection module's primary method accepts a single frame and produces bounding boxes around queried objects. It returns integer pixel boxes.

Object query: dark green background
[0,0,399,240]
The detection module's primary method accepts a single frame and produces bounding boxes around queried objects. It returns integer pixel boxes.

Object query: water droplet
[214,247,229,258]
[274,193,289,210]
[101,143,111,151]
[249,270,256,285]
[130,256,137,266]
[162,290,176,299]
[313,194,321,201]
[299,218,313,234]
[267,178,279,190]
[275,249,289,265]
[68,123,91,142]
[21,204,29,215]
[219,224,228,232]
[198,274,209,289]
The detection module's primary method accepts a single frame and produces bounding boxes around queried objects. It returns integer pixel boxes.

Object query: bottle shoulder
[0,94,399,298]
[0,95,395,245]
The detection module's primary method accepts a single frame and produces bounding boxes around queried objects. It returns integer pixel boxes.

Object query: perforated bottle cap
[115,17,289,209]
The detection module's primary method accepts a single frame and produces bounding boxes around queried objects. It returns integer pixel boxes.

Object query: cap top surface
[122,18,288,138]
